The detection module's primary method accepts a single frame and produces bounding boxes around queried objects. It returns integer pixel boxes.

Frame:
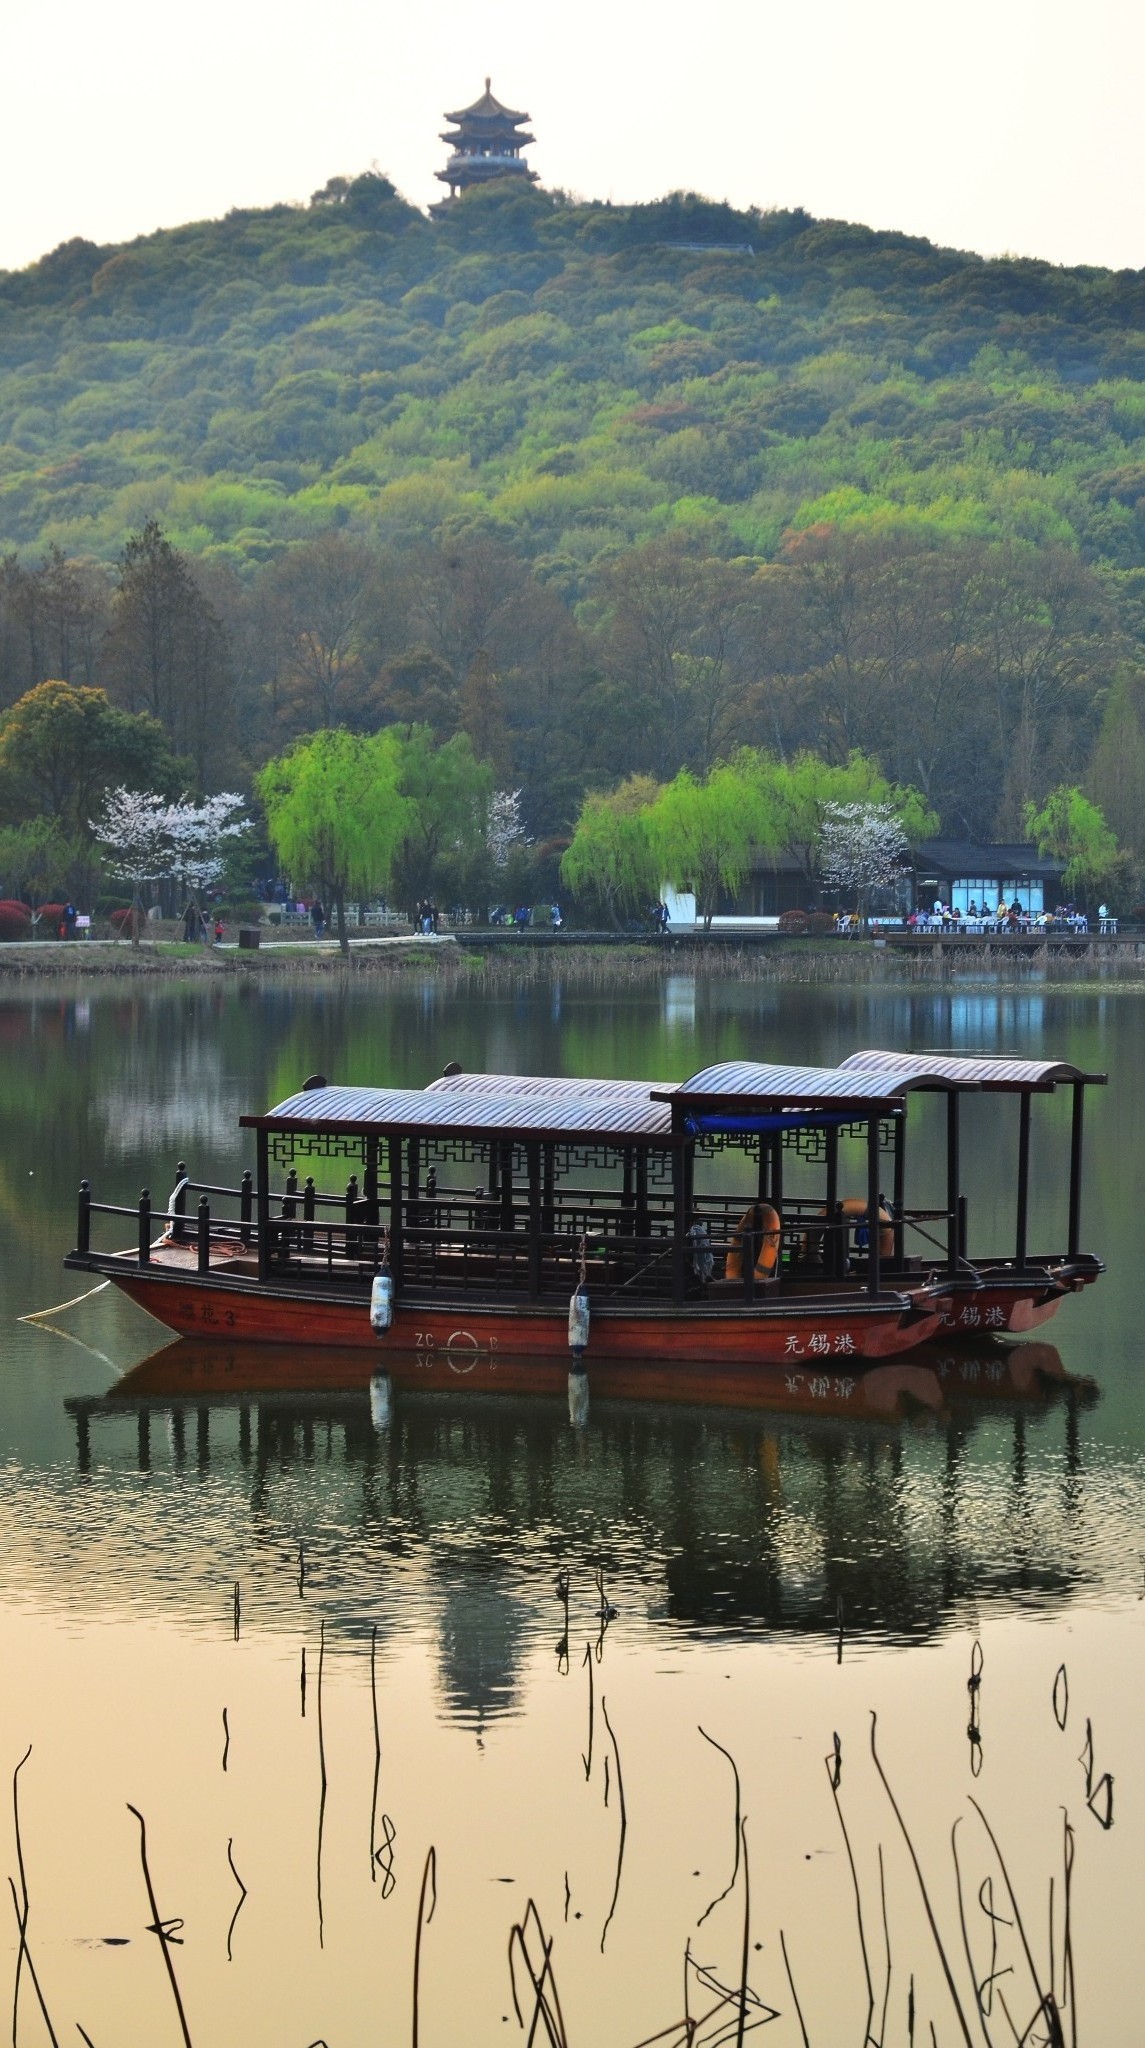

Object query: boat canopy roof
[838,1049,1106,1091]
[657,1060,978,1114]
[242,1081,674,1144]
[245,1058,987,1144]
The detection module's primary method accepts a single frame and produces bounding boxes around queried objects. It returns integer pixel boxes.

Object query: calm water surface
[1,975,1142,2045]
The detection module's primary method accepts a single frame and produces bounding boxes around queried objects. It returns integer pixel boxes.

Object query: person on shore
[551,903,563,929]
[514,904,530,933]
[61,901,76,939]
[311,901,326,939]
[213,917,225,947]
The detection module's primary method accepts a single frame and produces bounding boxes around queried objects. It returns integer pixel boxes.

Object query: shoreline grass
[3,934,1145,989]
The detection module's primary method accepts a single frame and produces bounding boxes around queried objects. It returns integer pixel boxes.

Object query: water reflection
[28,1337,1112,1727]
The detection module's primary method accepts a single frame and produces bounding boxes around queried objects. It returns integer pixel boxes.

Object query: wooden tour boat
[63,1052,1104,1372]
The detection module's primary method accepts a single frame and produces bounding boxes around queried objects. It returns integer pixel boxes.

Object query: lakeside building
[664,840,1068,927]
[433,80,537,205]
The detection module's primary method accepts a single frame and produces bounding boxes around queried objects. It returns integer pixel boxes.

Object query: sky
[3,0,1143,275]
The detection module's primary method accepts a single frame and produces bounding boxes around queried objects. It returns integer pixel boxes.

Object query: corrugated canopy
[660,1060,977,1111]
[242,1082,672,1143]
[426,1071,667,1099]
[838,1049,1106,1090]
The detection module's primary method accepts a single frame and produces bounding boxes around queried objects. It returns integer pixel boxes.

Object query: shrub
[806,910,837,935]
[0,899,32,941]
[777,908,809,934]
[36,902,66,934]
[109,907,137,936]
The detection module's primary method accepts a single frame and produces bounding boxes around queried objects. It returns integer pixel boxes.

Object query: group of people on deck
[909,899,1090,932]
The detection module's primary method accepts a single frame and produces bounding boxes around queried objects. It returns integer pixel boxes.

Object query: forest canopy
[0,174,1144,879]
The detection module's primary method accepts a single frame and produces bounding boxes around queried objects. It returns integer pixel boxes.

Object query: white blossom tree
[487,788,529,868]
[167,793,252,930]
[818,801,909,926]
[90,787,174,945]
[91,788,251,945]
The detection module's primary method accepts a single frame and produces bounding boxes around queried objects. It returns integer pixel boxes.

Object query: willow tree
[257,728,408,955]
[560,775,660,929]
[646,760,760,930]
[740,749,936,903]
[1025,786,1121,903]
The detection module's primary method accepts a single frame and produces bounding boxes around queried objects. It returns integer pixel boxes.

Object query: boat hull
[102,1266,944,1365]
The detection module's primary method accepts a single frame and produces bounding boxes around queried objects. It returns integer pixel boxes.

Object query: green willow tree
[257,729,409,956]
[560,776,661,928]
[646,761,761,930]
[1025,786,1121,902]
[743,749,937,904]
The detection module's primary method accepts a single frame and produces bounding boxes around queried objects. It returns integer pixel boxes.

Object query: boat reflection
[58,1338,1101,1726]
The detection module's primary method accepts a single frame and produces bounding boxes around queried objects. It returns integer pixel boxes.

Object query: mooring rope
[18,1280,110,1323]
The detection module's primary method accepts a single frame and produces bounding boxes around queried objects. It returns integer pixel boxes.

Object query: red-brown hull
[108,1268,943,1365]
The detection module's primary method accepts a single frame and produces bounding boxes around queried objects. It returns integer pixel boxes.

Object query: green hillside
[2,176,1145,570]
[1,175,1145,851]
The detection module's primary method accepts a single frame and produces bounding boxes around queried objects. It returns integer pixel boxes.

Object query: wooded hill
[1,175,1144,855]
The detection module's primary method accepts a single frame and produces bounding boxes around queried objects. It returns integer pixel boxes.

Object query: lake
[0,972,1141,2046]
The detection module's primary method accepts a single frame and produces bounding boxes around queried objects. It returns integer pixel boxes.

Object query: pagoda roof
[444,78,531,126]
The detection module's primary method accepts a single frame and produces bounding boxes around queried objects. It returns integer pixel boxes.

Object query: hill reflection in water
[33,1338,1106,1727]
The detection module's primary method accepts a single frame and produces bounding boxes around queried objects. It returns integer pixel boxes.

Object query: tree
[646,761,760,930]
[1024,786,1122,902]
[103,521,233,787]
[1087,669,1145,890]
[818,801,909,923]
[391,726,494,908]
[742,748,935,903]
[0,818,81,913]
[257,729,409,956]
[89,787,176,946]
[560,776,660,928]
[166,793,253,925]
[264,532,387,734]
[0,680,184,840]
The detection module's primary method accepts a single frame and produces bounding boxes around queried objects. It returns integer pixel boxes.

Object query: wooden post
[256,1130,271,1282]
[1068,1082,1084,1258]
[866,1119,881,1298]
[1015,1091,1031,1270]
[138,1188,151,1267]
[364,1135,379,1224]
[499,1143,514,1232]
[892,1115,905,1269]
[635,1151,649,1244]
[388,1135,404,1288]
[197,1195,211,1274]
[672,1144,687,1305]
[527,1141,542,1297]
[77,1180,91,1256]
[946,1092,960,1277]
[770,1132,784,1218]
[542,1144,556,1235]
[239,1170,253,1247]
[825,1126,839,1271]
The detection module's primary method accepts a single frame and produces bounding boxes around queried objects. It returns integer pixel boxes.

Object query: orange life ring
[725,1203,781,1283]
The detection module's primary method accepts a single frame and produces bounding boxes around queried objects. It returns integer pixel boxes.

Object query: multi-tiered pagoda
[434,80,537,203]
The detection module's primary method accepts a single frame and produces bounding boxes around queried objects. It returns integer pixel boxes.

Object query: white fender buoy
[370,1272,393,1334]
[568,1288,590,1357]
[369,1370,393,1433]
[568,1366,589,1429]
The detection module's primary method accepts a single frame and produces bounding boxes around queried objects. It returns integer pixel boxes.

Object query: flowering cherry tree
[91,788,251,944]
[818,801,909,925]
[487,789,529,868]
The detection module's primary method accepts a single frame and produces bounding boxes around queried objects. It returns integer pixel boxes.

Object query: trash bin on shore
[238,927,261,951]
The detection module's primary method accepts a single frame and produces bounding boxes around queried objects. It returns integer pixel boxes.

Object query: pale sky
[4,0,1142,275]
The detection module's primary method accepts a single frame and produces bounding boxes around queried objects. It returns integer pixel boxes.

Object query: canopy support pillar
[867,1115,881,1298]
[1068,1082,1085,1257]
[946,1093,960,1277]
[388,1135,404,1287]
[1015,1093,1031,1271]
[256,1128,271,1282]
